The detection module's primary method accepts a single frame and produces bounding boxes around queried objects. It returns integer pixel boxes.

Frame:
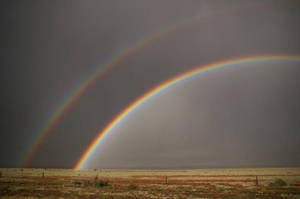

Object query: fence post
[255,175,258,186]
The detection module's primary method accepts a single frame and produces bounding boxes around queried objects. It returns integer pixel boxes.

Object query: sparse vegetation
[0,168,299,199]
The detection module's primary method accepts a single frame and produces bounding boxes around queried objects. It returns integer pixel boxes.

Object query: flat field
[1,167,300,198]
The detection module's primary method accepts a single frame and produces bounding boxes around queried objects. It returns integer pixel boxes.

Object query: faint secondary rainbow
[20,34,154,167]
[21,1,277,167]
[74,54,300,170]
[21,12,194,167]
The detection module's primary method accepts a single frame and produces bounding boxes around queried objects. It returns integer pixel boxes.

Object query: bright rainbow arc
[21,1,266,167]
[74,54,300,170]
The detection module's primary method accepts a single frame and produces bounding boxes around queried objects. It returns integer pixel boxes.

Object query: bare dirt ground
[1,167,300,198]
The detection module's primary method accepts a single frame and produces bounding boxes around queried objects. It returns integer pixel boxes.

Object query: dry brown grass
[0,168,300,198]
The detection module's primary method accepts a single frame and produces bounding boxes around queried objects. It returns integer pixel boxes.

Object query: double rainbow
[74,54,300,170]
[21,1,267,167]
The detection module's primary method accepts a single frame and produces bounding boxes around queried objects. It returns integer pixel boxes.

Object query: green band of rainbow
[74,54,300,170]
[21,1,276,167]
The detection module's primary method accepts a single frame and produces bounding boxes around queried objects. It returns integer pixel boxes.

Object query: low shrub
[94,179,109,187]
[128,184,138,190]
[0,186,9,194]
[269,178,287,187]
[83,179,109,187]
[73,181,82,186]
[84,180,92,186]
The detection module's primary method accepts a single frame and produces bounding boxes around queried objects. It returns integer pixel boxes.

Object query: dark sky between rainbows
[1,0,300,168]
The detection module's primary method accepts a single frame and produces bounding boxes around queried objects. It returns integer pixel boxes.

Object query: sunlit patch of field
[1,168,300,199]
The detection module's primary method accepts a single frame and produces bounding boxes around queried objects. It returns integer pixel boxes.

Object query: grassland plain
[1,167,300,198]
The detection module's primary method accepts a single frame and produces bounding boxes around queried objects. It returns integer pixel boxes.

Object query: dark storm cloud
[0,0,299,168]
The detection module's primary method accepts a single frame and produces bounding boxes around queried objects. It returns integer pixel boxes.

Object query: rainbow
[21,1,280,167]
[74,54,300,170]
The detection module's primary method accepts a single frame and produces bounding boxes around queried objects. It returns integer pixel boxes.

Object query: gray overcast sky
[0,0,300,168]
